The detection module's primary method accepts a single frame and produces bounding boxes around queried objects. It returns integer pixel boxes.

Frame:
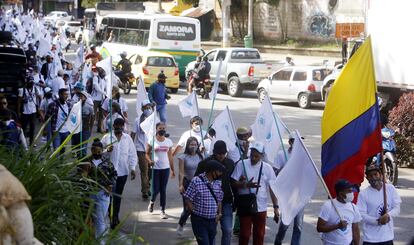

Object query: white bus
[97,14,201,78]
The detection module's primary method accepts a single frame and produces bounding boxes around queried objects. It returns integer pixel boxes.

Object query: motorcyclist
[196,56,212,99]
[115,51,132,84]
[187,56,202,94]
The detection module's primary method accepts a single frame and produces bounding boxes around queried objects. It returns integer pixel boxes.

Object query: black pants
[112,175,128,224]
[363,241,393,245]
[22,113,36,145]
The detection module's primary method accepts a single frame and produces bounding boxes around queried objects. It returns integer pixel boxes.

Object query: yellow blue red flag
[321,36,382,197]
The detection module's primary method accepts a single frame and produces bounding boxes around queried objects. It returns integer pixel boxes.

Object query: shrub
[388,92,414,167]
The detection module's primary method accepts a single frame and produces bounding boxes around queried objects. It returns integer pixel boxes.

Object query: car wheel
[298,93,311,109]
[257,88,267,103]
[227,76,242,97]
[170,88,178,94]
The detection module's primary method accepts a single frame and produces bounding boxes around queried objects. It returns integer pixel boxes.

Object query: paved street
[63,48,414,245]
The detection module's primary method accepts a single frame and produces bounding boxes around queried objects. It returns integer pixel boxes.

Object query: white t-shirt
[91,76,106,101]
[149,137,173,170]
[357,184,402,243]
[177,129,207,149]
[40,97,54,113]
[56,102,69,133]
[52,77,66,98]
[231,159,277,212]
[101,97,128,113]
[319,199,362,245]
[18,87,38,114]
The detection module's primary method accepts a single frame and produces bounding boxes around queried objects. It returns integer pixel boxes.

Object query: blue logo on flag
[186,100,193,107]
[70,113,77,125]
[258,115,265,126]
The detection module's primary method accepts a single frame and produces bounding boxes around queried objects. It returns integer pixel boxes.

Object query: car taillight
[307,84,316,92]
[142,66,149,75]
[174,66,179,76]
[248,66,254,77]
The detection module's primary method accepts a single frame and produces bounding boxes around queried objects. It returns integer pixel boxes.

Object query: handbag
[236,162,263,216]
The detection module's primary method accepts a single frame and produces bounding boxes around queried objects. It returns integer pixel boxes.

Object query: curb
[201,41,342,58]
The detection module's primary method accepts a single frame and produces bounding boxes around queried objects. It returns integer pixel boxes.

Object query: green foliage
[81,0,97,9]
[388,92,414,167]
[0,131,140,244]
[267,0,281,6]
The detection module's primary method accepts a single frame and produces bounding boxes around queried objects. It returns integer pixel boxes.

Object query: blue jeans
[220,202,233,245]
[52,131,70,154]
[72,131,91,158]
[191,214,217,245]
[157,104,167,123]
[178,177,191,226]
[274,208,304,245]
[151,168,169,210]
[91,190,110,243]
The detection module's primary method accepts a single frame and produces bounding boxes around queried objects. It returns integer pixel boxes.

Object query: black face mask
[45,93,52,99]
[27,82,34,88]
[158,129,166,136]
[92,154,101,160]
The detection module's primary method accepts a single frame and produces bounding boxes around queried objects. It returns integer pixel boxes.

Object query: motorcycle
[114,69,135,95]
[371,127,398,185]
[187,70,211,99]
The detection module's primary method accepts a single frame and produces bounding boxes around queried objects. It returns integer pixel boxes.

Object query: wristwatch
[273,204,279,209]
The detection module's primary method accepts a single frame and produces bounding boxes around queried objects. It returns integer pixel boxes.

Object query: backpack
[0,121,20,149]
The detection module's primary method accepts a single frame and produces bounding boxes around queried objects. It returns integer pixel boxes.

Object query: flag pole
[227,106,248,177]
[295,130,343,219]
[267,95,288,161]
[109,56,113,145]
[80,102,83,158]
[193,91,206,153]
[207,60,223,128]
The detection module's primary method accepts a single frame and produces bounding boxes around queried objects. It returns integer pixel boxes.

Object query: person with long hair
[176,137,203,235]
[146,122,175,219]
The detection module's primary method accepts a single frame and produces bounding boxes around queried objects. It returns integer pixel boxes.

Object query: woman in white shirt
[146,122,175,219]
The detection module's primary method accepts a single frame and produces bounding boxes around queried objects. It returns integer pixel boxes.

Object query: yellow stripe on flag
[321,36,377,144]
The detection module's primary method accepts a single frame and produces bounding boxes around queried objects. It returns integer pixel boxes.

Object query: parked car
[44,11,73,25]
[186,48,277,97]
[257,66,332,109]
[321,63,343,101]
[0,31,27,112]
[129,51,180,93]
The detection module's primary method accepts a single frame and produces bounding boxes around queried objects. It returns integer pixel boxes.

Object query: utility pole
[222,0,230,47]
[158,0,163,13]
[247,0,253,37]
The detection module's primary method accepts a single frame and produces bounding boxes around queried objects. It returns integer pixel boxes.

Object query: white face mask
[193,125,201,132]
[345,192,354,203]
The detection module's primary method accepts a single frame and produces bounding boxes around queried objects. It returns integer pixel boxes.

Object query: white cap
[58,70,64,76]
[249,141,265,154]
[44,87,52,93]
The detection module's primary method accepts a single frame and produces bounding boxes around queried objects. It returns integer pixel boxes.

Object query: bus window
[127,19,139,29]
[114,18,126,28]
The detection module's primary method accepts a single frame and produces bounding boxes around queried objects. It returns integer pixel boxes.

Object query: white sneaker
[176,224,184,236]
[160,210,168,219]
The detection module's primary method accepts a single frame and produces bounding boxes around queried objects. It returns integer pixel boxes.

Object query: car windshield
[312,68,332,81]
[147,57,175,67]
[231,50,261,59]
[47,12,57,17]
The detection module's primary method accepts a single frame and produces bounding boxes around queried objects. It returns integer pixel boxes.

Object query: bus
[97,14,201,79]
[82,8,96,46]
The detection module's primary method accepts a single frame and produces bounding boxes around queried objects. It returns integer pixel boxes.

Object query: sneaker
[160,210,168,219]
[142,193,149,200]
[147,201,154,213]
[176,224,184,236]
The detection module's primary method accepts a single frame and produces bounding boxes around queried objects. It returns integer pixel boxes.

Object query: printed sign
[157,22,196,41]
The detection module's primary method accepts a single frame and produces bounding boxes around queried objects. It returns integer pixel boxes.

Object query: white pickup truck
[186,48,275,97]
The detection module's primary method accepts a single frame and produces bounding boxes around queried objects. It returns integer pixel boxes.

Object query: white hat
[44,87,52,93]
[249,141,265,154]
[57,70,64,76]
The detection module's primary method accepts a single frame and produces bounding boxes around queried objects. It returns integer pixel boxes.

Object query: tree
[388,92,414,168]
[81,0,97,9]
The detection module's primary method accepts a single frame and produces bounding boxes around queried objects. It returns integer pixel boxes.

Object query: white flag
[65,101,82,134]
[211,107,237,151]
[270,130,317,225]
[140,111,160,138]
[177,91,198,118]
[251,95,287,167]
[209,59,223,99]
[96,56,113,97]
[136,75,149,117]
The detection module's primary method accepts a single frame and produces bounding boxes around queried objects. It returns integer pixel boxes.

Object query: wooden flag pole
[267,95,288,162]
[380,153,388,213]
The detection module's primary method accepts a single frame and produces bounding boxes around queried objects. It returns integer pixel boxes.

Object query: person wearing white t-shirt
[357,165,402,245]
[317,179,362,245]
[173,116,207,157]
[51,70,66,98]
[101,85,128,119]
[231,141,279,245]
[101,118,137,229]
[91,68,106,133]
[17,78,41,146]
[146,122,175,219]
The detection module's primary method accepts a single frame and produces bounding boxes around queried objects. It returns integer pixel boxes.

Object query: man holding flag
[71,90,94,158]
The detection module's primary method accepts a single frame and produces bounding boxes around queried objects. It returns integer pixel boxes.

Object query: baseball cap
[213,140,227,155]
[236,127,250,135]
[57,70,64,76]
[74,82,84,90]
[44,87,52,93]
[249,141,265,154]
[206,160,226,173]
[365,164,381,174]
[334,179,354,193]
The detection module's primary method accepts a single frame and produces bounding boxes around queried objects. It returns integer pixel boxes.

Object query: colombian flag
[321,36,382,197]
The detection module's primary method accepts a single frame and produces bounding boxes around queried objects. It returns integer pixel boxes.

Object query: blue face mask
[143,108,152,116]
